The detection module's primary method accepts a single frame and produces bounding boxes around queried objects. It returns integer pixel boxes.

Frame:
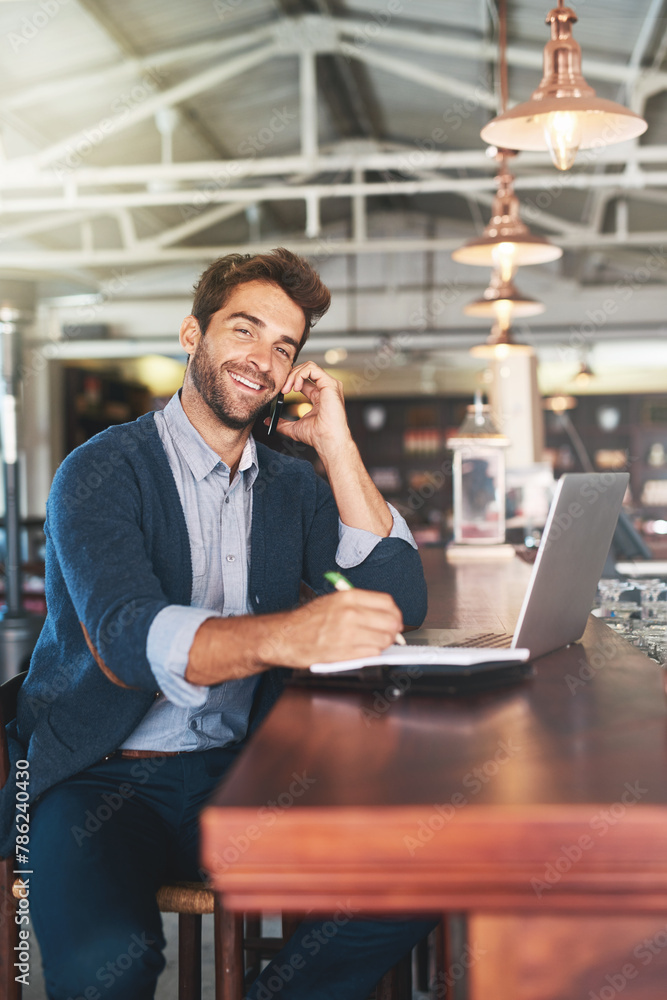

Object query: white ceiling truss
[1,14,667,273]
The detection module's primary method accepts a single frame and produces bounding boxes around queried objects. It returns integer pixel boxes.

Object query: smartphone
[267,392,284,436]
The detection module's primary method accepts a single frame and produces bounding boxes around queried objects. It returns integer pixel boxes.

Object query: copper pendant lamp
[572,358,595,384]
[480,1,648,171]
[469,320,534,358]
[464,268,546,329]
[452,153,563,273]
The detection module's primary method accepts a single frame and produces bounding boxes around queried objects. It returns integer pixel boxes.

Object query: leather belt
[105,749,184,760]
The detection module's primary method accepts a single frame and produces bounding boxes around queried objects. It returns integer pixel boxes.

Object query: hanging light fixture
[572,357,595,385]
[480,1,647,171]
[462,0,554,359]
[469,320,535,359]
[452,154,563,272]
[464,267,546,330]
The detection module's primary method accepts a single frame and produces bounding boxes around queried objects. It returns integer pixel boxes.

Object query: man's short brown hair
[191,248,331,351]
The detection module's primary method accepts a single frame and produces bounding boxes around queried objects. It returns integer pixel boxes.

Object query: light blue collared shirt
[122,391,417,751]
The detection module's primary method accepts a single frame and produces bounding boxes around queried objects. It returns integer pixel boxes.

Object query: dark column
[0,286,43,681]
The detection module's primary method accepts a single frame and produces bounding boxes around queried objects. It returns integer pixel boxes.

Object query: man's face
[187,280,304,431]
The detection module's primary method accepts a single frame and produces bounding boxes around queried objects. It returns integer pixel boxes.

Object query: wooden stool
[155,880,217,1000]
[3,870,414,1000]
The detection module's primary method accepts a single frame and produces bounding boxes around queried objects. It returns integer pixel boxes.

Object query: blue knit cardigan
[0,412,427,855]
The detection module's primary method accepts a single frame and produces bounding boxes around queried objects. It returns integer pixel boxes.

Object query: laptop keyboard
[442,632,514,649]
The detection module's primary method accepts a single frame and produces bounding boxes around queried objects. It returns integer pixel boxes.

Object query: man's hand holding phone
[264,362,352,456]
[263,361,392,537]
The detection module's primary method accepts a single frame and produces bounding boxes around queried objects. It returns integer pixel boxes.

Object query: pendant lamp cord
[498,0,509,115]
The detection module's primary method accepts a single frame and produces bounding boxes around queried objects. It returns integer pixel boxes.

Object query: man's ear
[179,315,201,358]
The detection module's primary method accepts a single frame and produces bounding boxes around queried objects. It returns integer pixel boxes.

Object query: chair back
[0,671,28,790]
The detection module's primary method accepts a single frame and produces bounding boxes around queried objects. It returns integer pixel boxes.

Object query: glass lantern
[449,397,509,545]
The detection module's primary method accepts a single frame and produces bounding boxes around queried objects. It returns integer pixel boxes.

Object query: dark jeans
[30,748,437,1000]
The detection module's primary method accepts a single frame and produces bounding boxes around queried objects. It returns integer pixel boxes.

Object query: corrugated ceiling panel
[87,0,277,54]
[342,0,486,34]
[642,91,667,144]
[359,54,492,150]
[0,2,120,89]
[190,55,321,158]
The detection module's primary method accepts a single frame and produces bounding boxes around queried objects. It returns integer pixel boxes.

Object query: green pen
[323,571,406,645]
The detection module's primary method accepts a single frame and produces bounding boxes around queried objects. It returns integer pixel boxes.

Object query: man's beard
[189,337,275,431]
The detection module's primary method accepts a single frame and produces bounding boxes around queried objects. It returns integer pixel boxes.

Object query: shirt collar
[162,391,259,489]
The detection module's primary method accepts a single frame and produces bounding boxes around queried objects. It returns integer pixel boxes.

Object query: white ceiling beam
[300,49,318,161]
[624,187,667,208]
[38,338,185,360]
[352,167,366,242]
[2,143,666,191]
[31,325,667,364]
[0,210,99,241]
[2,229,667,269]
[405,160,593,237]
[0,169,665,214]
[305,192,320,239]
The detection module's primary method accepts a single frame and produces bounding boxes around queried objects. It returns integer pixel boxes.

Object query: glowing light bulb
[543,111,583,171]
[490,242,517,283]
[492,298,513,331]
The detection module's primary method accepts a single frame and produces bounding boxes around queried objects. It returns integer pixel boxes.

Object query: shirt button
[226,554,236,563]
[225,496,230,504]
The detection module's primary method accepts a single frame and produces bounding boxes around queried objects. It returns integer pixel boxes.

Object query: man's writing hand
[261,590,404,669]
[185,591,404,685]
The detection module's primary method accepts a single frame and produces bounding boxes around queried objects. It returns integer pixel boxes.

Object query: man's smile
[228,370,267,392]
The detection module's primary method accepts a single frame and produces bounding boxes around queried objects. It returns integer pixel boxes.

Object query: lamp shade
[480,3,647,169]
[469,321,535,358]
[452,159,563,270]
[572,359,595,384]
[464,269,546,322]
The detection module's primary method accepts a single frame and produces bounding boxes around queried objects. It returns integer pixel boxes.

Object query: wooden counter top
[201,549,667,918]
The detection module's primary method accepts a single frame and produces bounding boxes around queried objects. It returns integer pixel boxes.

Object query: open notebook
[310,472,628,677]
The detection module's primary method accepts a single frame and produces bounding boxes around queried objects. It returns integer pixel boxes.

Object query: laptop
[306,473,628,689]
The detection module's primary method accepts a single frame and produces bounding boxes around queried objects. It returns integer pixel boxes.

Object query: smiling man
[1,248,435,999]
